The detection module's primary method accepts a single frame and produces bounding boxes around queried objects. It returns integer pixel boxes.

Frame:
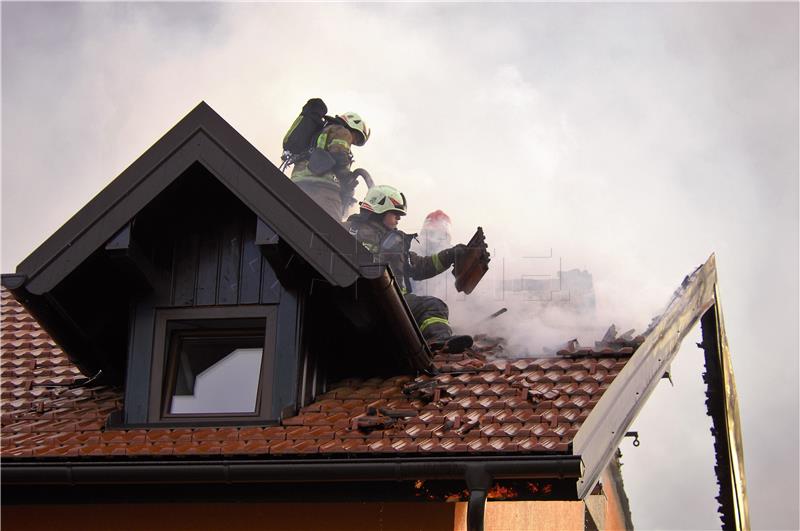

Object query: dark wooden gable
[2,102,432,425]
[128,162,281,308]
[13,102,375,296]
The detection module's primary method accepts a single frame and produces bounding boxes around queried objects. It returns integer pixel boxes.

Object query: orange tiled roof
[1,289,636,459]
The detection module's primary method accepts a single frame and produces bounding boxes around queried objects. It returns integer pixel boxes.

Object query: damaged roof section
[545,325,645,357]
[1,289,637,458]
[0,97,749,530]
[1,254,750,529]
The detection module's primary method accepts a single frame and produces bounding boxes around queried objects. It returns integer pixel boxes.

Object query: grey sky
[1,3,797,529]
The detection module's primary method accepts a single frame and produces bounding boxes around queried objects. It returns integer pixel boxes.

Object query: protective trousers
[404,293,452,342]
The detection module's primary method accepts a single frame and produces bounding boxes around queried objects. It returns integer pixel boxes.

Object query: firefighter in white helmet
[290,111,370,221]
[346,185,473,353]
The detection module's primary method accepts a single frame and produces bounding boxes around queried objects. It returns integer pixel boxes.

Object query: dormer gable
[2,102,432,427]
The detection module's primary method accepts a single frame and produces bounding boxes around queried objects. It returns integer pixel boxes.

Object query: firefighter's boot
[428,334,474,354]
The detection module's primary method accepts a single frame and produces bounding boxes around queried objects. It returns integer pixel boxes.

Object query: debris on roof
[547,325,646,357]
[1,288,635,458]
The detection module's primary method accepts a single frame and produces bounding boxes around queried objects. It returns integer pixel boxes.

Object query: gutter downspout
[465,465,492,531]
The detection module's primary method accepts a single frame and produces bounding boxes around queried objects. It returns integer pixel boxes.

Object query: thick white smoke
[410,210,453,300]
[2,4,796,529]
[407,212,650,357]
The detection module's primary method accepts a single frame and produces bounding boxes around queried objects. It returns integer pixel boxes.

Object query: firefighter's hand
[452,244,469,266]
[439,244,468,270]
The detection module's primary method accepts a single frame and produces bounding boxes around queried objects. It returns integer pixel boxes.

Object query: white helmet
[336,112,370,146]
[360,185,407,215]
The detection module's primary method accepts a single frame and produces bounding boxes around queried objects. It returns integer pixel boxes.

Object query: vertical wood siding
[169,213,279,307]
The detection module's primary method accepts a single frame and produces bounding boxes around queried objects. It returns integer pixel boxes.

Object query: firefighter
[290,111,370,221]
[346,185,473,353]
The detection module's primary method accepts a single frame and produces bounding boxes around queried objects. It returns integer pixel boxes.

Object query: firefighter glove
[438,244,468,270]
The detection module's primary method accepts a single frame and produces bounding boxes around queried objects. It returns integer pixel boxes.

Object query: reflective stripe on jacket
[345,213,446,291]
[291,124,354,185]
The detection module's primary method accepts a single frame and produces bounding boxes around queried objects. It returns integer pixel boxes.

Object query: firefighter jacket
[346,213,452,293]
[291,123,355,187]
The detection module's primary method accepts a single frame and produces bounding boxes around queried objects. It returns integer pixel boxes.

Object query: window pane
[170,337,263,414]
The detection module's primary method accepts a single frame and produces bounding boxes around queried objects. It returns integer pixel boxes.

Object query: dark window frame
[161,328,265,418]
[147,305,277,425]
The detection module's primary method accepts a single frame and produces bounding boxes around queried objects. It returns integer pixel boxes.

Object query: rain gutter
[3,454,583,531]
[360,266,433,372]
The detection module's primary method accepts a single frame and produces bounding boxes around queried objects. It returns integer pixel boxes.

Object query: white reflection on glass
[170,348,262,414]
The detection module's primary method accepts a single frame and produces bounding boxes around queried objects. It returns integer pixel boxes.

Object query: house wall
[2,502,455,531]
[599,462,633,530]
[453,500,586,531]
[2,499,614,531]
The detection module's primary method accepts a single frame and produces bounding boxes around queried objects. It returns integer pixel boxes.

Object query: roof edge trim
[16,103,210,283]
[572,253,718,498]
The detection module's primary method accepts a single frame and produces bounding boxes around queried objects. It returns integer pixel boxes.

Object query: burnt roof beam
[700,297,750,530]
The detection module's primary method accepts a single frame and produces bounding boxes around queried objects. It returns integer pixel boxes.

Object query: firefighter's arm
[409,245,468,280]
[408,252,439,280]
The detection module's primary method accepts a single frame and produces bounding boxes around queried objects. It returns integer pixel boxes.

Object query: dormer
[1,102,432,427]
